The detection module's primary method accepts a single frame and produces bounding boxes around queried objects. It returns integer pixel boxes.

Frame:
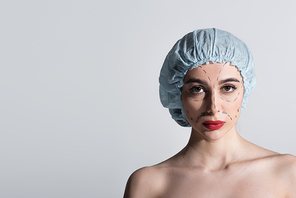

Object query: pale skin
[124,62,296,198]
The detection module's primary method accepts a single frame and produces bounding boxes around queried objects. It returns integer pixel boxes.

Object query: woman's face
[181,62,244,141]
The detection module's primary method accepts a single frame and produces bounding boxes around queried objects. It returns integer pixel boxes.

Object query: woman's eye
[222,85,236,92]
[190,86,204,93]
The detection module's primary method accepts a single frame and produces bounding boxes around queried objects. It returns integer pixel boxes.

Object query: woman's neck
[179,126,249,171]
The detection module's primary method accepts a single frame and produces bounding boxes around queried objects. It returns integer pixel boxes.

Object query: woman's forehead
[184,63,243,82]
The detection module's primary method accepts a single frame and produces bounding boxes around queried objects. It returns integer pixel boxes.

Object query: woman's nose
[206,91,220,114]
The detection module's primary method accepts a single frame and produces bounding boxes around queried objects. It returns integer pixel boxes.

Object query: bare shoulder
[266,154,296,197]
[266,153,296,173]
[274,154,296,178]
[249,146,296,177]
[274,153,296,166]
[123,166,167,198]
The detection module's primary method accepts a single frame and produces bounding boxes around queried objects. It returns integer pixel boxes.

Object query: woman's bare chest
[160,165,285,198]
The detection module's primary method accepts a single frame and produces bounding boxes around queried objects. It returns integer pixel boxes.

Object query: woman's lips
[203,120,225,130]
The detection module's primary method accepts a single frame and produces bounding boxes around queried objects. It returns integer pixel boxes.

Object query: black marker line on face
[188,97,204,102]
[199,66,211,82]
[196,112,206,123]
[234,107,241,118]
[232,91,241,102]
[194,98,204,102]
[222,110,233,120]
[186,91,203,102]
[217,62,227,82]
[217,69,222,80]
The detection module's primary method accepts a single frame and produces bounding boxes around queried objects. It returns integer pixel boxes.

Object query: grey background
[1,0,296,197]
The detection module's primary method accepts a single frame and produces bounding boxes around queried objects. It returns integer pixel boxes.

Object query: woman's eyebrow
[185,78,207,85]
[218,78,240,84]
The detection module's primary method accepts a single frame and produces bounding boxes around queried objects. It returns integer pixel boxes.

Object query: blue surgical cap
[159,28,257,127]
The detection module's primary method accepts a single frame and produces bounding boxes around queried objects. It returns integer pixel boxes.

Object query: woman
[124,28,296,197]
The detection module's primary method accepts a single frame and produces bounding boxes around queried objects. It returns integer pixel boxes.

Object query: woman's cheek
[183,98,203,122]
[224,95,243,120]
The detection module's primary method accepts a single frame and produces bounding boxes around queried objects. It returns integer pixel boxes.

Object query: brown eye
[224,86,231,91]
[194,87,201,92]
[222,85,236,92]
[190,86,204,94]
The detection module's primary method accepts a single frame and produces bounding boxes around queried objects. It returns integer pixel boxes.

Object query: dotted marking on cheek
[231,107,240,118]
[188,97,204,102]
[195,98,204,102]
[186,91,204,102]
[196,112,206,123]
[222,111,233,120]
[232,91,241,102]
[186,110,190,114]
[190,117,193,121]
[234,107,241,119]
[221,90,241,103]
[213,94,216,109]
[194,98,204,102]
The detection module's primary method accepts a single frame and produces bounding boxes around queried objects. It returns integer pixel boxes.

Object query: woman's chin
[195,129,232,142]
[203,131,227,141]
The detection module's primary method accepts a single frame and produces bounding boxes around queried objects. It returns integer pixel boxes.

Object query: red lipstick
[203,120,225,130]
